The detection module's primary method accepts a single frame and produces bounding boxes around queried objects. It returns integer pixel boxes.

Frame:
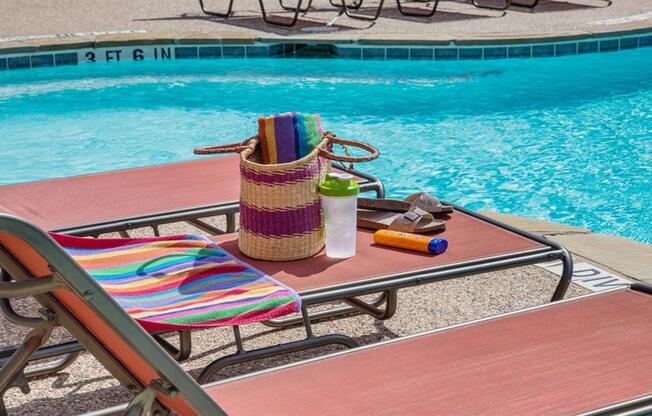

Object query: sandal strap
[357,197,407,212]
[405,192,445,212]
[388,207,434,232]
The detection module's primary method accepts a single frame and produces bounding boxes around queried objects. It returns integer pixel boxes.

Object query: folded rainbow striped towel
[52,233,300,332]
[258,112,323,164]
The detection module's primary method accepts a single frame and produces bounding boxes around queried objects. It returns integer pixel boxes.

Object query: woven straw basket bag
[195,132,378,261]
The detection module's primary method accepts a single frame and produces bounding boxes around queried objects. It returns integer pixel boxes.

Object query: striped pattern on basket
[51,233,301,331]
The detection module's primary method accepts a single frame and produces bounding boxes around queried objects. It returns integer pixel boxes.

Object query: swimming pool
[1,48,651,243]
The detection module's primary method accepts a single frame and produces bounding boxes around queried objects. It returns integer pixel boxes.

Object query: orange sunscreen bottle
[373,230,448,254]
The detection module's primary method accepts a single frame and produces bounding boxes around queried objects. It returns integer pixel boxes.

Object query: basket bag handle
[193,132,379,169]
[193,136,258,155]
[319,132,379,165]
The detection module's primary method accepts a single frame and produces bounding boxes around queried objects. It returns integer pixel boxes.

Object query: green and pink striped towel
[51,233,300,332]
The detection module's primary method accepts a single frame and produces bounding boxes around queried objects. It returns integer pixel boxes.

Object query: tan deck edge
[1,18,652,55]
[480,211,652,285]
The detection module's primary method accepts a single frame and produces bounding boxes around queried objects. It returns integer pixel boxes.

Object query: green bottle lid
[319,173,360,197]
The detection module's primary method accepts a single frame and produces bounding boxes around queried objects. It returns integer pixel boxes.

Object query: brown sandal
[357,207,446,234]
[358,192,453,215]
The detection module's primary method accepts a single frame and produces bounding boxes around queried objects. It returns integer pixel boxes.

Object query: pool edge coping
[1,17,652,55]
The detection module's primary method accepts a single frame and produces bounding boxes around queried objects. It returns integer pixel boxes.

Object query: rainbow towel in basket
[51,233,301,332]
[258,112,323,164]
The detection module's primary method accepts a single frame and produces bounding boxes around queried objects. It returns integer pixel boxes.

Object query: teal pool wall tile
[269,43,285,56]
[640,35,652,47]
[508,45,531,58]
[532,44,555,57]
[555,42,577,56]
[336,47,362,59]
[578,41,598,54]
[30,54,54,67]
[362,47,386,59]
[483,47,507,59]
[435,48,458,60]
[7,56,30,69]
[620,37,639,49]
[54,52,78,66]
[175,46,198,59]
[410,48,433,60]
[458,48,483,60]
[223,46,246,57]
[385,47,409,59]
[246,45,270,57]
[199,46,222,58]
[599,39,619,52]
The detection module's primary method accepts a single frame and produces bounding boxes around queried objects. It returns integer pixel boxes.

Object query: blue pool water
[1,50,651,243]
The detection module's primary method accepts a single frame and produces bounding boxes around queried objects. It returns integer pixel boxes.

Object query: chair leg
[198,0,235,17]
[197,333,358,383]
[278,0,311,12]
[509,0,609,8]
[509,0,538,6]
[329,0,364,10]
[262,290,398,328]
[153,331,193,362]
[197,307,359,383]
[339,0,386,21]
[551,248,573,302]
[258,0,309,27]
[396,0,439,17]
[0,320,54,410]
[472,0,511,10]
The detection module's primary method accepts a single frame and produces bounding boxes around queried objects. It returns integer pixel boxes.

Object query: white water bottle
[319,173,360,259]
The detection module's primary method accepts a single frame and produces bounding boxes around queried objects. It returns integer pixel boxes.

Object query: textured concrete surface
[553,233,652,282]
[480,211,591,235]
[481,211,652,283]
[1,217,588,415]
[1,0,651,40]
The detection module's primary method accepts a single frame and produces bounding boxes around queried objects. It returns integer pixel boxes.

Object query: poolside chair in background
[471,0,612,11]
[0,214,650,415]
[199,0,313,27]
[337,0,440,22]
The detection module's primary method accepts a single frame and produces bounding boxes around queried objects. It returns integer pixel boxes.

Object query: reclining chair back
[0,214,225,415]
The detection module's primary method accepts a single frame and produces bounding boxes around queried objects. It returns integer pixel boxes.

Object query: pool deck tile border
[174,46,198,59]
[1,21,652,68]
[198,46,222,58]
[54,52,79,66]
[578,41,599,54]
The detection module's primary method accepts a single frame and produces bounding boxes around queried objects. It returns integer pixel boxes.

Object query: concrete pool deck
[1,0,652,46]
[482,211,652,284]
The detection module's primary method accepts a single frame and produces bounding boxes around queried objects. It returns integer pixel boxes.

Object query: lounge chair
[1,215,650,415]
[0,203,573,385]
[471,0,611,11]
[0,158,382,378]
[199,0,313,27]
[334,0,439,22]
[0,156,383,236]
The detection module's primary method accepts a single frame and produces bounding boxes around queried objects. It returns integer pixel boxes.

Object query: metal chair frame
[199,0,314,26]
[338,0,440,21]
